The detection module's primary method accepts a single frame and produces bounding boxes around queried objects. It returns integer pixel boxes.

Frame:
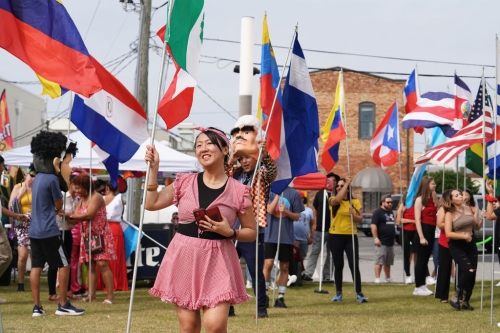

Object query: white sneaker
[385,278,393,283]
[422,286,434,294]
[405,276,413,284]
[374,278,381,283]
[287,275,297,287]
[246,280,253,289]
[413,286,433,296]
[426,276,436,285]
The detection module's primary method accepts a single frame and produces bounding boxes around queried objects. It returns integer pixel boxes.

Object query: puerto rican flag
[370,101,401,169]
[71,56,149,184]
[403,69,423,134]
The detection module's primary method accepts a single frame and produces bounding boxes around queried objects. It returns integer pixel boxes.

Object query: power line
[196,85,237,120]
[83,0,102,41]
[204,37,495,69]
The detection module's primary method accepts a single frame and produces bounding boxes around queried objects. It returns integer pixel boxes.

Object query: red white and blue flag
[370,101,401,169]
[271,33,319,194]
[403,69,423,134]
[402,91,457,137]
[71,56,149,185]
[454,74,472,128]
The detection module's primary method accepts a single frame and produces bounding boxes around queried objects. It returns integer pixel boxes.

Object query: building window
[359,102,375,140]
[362,192,380,213]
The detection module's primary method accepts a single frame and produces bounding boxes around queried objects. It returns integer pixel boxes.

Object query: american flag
[416,84,492,166]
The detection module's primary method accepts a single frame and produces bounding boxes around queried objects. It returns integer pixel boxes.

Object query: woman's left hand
[199,214,233,237]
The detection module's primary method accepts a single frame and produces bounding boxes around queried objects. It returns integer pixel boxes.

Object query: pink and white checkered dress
[149,173,252,310]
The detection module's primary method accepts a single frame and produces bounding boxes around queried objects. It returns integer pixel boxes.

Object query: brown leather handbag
[84,233,105,255]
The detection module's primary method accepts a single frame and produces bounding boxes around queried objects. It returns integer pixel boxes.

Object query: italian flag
[157,0,204,128]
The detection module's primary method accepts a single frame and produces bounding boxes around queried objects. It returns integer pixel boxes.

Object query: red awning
[291,173,333,191]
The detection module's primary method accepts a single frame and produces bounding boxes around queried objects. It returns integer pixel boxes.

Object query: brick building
[310,67,414,212]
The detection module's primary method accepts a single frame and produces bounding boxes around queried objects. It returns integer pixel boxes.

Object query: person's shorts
[30,236,69,269]
[264,243,293,263]
[374,245,395,265]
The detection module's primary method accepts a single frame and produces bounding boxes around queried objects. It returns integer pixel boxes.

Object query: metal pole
[62,94,74,242]
[88,140,93,303]
[255,171,261,324]
[238,16,255,117]
[339,69,358,299]
[271,193,284,305]
[481,67,486,311]
[398,154,404,283]
[314,190,328,293]
[491,40,499,324]
[126,2,171,329]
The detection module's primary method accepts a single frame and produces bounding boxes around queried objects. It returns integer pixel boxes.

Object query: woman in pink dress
[63,173,117,305]
[145,127,256,333]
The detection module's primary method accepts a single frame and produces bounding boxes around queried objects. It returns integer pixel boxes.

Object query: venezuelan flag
[260,15,283,160]
[0,0,101,98]
[320,71,346,172]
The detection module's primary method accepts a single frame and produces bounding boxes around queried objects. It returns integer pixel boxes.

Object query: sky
[1,0,499,154]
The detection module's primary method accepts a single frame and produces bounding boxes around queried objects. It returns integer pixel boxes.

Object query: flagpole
[314,190,328,294]
[126,1,173,331]
[396,100,404,284]
[271,193,284,305]
[480,67,486,312]
[249,25,297,189]
[491,36,499,326]
[88,139,93,303]
[62,94,74,243]
[340,68,358,299]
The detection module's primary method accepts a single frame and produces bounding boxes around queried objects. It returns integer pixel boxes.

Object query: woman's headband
[194,127,229,147]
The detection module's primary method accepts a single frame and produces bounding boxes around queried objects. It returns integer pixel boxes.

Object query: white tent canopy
[2,131,201,174]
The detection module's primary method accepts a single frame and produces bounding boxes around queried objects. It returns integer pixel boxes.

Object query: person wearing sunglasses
[328,176,367,303]
[371,195,395,283]
[9,163,37,293]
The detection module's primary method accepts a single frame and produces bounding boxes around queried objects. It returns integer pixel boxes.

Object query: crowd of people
[0,119,497,332]
[0,132,131,317]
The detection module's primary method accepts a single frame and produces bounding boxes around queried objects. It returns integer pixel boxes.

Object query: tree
[426,170,480,194]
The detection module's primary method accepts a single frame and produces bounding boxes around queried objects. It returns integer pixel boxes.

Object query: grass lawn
[2,278,500,332]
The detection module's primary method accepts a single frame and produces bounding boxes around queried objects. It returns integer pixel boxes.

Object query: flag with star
[370,101,402,169]
[465,83,489,176]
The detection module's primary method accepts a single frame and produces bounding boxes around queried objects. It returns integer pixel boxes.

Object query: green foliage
[426,169,480,194]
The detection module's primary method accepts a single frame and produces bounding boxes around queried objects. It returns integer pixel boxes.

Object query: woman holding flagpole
[328,176,367,303]
[145,127,256,333]
[412,176,438,297]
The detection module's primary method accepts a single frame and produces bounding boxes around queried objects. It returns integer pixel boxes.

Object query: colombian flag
[259,15,283,160]
[0,0,101,98]
[320,71,346,172]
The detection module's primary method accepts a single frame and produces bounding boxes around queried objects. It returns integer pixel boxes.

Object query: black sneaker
[55,301,84,316]
[32,305,46,317]
[256,307,268,318]
[302,275,313,282]
[228,305,235,317]
[73,289,88,297]
[274,297,287,308]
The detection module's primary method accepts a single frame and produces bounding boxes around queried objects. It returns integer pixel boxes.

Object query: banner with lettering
[0,90,13,151]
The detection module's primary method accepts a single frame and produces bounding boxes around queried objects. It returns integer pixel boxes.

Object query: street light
[233,65,260,76]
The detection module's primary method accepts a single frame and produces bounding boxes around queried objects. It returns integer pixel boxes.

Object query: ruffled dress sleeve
[172,173,189,207]
[238,185,252,214]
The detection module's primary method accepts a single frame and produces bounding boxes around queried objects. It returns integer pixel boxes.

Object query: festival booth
[2,131,201,281]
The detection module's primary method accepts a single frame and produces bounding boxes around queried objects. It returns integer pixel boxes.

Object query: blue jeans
[237,232,266,308]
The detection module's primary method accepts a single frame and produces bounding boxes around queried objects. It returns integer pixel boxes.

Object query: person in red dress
[62,173,117,305]
[145,127,256,333]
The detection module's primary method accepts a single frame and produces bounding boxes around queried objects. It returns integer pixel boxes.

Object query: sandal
[48,295,60,302]
[102,299,114,305]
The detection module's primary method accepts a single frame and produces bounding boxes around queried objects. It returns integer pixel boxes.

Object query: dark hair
[27,163,36,174]
[380,194,392,205]
[327,172,340,182]
[414,176,434,207]
[464,188,476,207]
[398,193,407,210]
[194,127,229,165]
[94,179,107,190]
[303,196,308,205]
[106,181,118,193]
[441,189,459,213]
[331,178,352,217]
[0,156,4,164]
[30,131,78,160]
[72,173,93,193]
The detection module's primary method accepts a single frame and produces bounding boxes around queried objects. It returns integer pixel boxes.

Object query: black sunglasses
[29,173,36,178]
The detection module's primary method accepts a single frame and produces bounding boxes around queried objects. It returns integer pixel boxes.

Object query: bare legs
[85,260,114,302]
[17,245,29,284]
[176,302,230,333]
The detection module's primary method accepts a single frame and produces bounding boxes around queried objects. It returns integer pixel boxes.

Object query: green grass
[2,278,500,332]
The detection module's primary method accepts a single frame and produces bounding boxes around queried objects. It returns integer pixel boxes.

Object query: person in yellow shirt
[328,176,366,303]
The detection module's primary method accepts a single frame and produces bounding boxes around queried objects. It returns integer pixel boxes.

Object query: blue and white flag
[70,58,149,185]
[271,33,319,194]
[120,219,141,260]
[406,127,445,207]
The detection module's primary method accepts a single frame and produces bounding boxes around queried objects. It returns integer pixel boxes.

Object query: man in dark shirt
[371,194,396,283]
[302,172,338,282]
